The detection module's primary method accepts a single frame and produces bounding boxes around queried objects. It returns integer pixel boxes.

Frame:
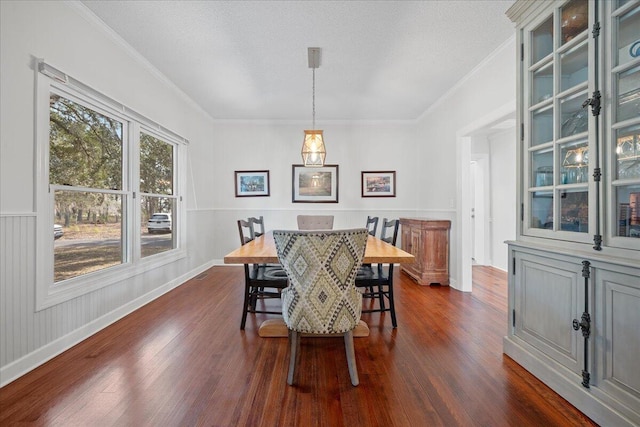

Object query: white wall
[489,128,517,271]
[0,1,217,385]
[416,37,516,290]
[207,120,451,260]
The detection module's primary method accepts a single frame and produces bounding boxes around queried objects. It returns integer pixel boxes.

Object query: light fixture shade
[302,130,326,167]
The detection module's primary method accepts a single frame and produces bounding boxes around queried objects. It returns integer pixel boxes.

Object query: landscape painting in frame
[292,164,339,203]
[361,171,396,197]
[235,170,270,197]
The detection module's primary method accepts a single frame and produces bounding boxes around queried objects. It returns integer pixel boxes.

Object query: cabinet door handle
[572,313,590,338]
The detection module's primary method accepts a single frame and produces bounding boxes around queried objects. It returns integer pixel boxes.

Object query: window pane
[49,94,123,189]
[616,185,640,237]
[561,140,589,184]
[532,16,553,63]
[531,191,553,229]
[560,189,589,233]
[531,107,553,146]
[141,196,175,258]
[616,124,640,180]
[532,148,553,187]
[140,132,173,195]
[617,65,640,123]
[616,0,634,10]
[561,0,588,45]
[560,92,589,138]
[532,62,553,105]
[616,5,640,67]
[560,42,588,92]
[54,190,123,282]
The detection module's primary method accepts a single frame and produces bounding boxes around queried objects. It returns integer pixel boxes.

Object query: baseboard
[503,336,639,427]
[0,260,216,387]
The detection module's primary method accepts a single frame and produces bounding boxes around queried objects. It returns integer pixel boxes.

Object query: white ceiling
[81,0,516,121]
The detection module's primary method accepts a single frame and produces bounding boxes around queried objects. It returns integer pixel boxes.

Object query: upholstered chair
[296,214,334,230]
[273,228,368,386]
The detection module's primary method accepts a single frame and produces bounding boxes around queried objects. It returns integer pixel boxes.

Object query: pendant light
[301,47,326,167]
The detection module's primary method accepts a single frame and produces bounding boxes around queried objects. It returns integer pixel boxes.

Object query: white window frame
[136,126,180,260]
[35,61,188,310]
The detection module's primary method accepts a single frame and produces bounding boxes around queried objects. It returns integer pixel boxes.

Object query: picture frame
[292,164,339,203]
[234,170,270,197]
[361,171,396,197]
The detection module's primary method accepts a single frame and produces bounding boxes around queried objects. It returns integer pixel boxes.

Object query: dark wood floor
[0,266,598,426]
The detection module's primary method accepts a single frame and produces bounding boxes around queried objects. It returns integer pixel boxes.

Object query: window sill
[36,248,187,311]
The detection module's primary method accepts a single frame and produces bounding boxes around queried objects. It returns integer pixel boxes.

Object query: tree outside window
[49,94,179,282]
[50,94,124,282]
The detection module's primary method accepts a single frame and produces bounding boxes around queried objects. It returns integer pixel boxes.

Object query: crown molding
[66,1,213,121]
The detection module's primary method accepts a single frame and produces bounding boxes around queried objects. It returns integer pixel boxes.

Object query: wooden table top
[223,231,415,264]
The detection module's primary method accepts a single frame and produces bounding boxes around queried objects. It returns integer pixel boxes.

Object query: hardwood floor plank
[0,265,598,426]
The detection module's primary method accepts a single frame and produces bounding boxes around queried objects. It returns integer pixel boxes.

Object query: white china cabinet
[505,1,640,425]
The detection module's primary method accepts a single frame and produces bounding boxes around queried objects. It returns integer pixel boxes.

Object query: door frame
[456,101,515,292]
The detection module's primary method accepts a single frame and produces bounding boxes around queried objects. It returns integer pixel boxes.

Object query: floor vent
[194,272,208,280]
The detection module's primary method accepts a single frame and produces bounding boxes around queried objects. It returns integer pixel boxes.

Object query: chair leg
[388,281,397,328]
[344,330,359,386]
[378,283,386,310]
[240,284,252,330]
[287,330,300,386]
[250,286,260,311]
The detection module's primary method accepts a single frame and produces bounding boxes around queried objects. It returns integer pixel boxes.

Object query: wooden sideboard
[399,218,450,286]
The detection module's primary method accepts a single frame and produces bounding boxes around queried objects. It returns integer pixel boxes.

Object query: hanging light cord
[312,67,316,130]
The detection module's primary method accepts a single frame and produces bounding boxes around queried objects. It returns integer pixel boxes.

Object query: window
[50,93,126,282]
[139,131,176,258]
[36,62,187,309]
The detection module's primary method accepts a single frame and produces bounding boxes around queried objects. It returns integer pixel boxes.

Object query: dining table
[223,231,415,337]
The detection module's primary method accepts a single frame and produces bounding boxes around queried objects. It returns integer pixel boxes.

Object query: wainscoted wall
[0,210,217,386]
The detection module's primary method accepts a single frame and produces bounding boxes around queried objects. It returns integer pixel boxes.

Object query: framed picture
[235,170,270,197]
[292,164,339,203]
[361,171,396,197]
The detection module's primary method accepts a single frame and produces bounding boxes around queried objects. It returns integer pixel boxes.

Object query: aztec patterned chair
[273,228,368,386]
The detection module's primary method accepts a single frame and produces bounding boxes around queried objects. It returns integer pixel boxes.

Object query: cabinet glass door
[524,0,593,239]
[609,1,640,245]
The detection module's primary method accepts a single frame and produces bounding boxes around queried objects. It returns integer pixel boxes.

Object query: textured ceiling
[81,0,516,121]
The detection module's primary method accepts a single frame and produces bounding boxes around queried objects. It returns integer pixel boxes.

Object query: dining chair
[248,216,265,238]
[238,218,255,244]
[355,218,400,328]
[296,214,334,230]
[237,219,289,330]
[365,216,379,236]
[248,215,277,268]
[273,228,368,386]
[362,216,379,269]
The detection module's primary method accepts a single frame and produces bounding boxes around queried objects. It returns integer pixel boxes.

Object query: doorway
[456,102,515,292]
[470,154,490,266]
